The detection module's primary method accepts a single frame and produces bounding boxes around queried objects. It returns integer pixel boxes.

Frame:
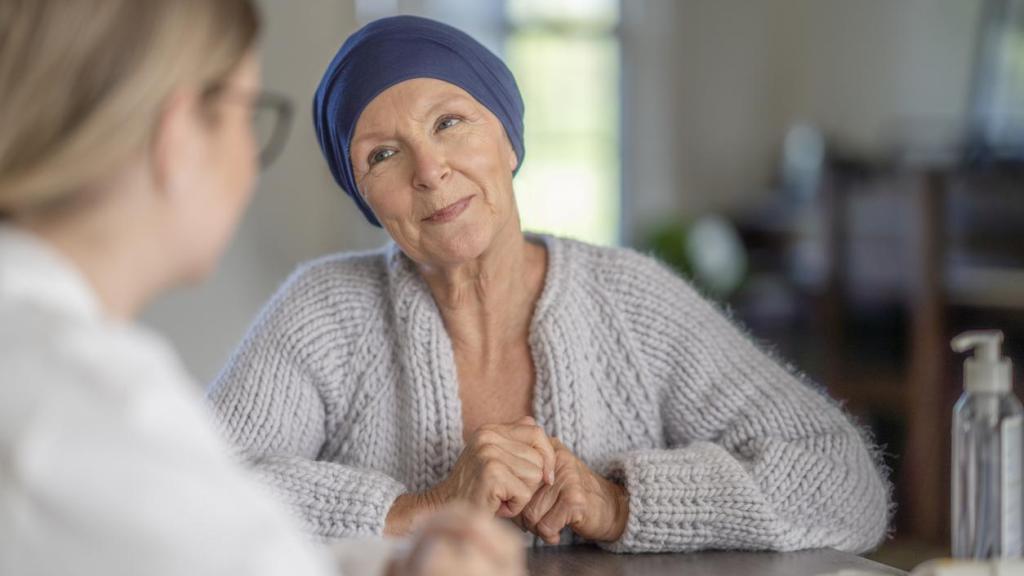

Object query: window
[973,0,1024,148]
[504,0,622,245]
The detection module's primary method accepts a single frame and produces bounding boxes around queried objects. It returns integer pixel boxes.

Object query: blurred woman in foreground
[0,2,522,575]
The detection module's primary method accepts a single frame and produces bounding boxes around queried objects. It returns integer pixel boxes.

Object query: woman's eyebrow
[425,93,475,115]
[352,93,475,149]
[351,128,392,150]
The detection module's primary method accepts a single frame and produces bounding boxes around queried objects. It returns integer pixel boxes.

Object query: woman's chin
[421,219,495,266]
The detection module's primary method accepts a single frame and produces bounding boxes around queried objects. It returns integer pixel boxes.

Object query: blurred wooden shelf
[946,265,1024,310]
[826,372,907,419]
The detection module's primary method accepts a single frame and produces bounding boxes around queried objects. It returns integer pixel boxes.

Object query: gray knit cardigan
[208,235,889,554]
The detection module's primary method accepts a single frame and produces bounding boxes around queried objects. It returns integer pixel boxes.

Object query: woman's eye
[369,148,395,166]
[437,116,461,131]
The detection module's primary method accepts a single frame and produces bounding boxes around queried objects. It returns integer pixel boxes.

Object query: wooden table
[527,546,907,576]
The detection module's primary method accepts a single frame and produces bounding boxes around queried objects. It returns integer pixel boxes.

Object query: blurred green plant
[642,215,749,300]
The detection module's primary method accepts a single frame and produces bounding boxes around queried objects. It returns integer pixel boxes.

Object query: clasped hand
[394,417,629,545]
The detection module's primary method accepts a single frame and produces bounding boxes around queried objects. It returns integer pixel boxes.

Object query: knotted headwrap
[313,15,526,227]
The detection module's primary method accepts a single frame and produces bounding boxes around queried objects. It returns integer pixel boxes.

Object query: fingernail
[547,470,555,485]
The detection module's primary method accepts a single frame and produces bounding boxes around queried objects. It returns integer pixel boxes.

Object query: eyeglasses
[202,84,294,169]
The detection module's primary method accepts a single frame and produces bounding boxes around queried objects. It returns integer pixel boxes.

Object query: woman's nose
[410,143,451,191]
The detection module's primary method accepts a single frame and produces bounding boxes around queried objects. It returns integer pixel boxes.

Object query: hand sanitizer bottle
[951,330,1023,559]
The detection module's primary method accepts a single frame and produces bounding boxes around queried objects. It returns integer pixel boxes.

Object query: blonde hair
[0,0,260,217]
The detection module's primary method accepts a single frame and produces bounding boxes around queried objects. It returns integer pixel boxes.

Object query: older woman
[210,15,889,553]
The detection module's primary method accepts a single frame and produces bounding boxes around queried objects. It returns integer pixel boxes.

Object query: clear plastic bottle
[951,330,1023,559]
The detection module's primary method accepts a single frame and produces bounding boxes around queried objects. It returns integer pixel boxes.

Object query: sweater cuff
[255,456,408,538]
[597,442,782,553]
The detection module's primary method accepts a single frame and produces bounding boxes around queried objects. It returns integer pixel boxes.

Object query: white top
[0,226,393,576]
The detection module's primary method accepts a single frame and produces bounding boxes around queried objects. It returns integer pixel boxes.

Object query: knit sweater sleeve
[207,260,407,539]
[599,249,890,554]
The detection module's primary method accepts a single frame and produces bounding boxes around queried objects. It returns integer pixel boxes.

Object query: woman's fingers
[516,440,629,545]
[505,420,556,485]
[476,420,555,485]
[491,443,546,488]
[536,487,587,544]
[463,508,526,568]
[440,506,508,562]
[479,459,536,518]
[419,539,489,576]
[519,482,559,535]
[472,443,544,510]
[438,418,557,529]
[407,505,526,576]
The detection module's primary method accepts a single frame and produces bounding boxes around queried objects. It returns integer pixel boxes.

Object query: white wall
[142,0,986,382]
[141,0,387,385]
[622,0,984,241]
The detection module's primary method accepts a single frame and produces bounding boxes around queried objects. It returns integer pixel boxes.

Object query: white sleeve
[0,366,336,576]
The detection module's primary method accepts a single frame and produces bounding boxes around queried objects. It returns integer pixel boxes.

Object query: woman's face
[172,50,262,282]
[350,78,519,267]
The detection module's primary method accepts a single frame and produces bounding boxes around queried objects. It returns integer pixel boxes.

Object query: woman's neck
[417,229,547,362]
[20,193,172,323]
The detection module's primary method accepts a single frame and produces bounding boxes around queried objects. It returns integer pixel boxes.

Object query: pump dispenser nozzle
[952,330,1012,393]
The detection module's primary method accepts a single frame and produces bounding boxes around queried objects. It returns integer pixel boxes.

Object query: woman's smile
[423,194,474,223]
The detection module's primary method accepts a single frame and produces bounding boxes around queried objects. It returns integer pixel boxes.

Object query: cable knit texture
[208,235,890,554]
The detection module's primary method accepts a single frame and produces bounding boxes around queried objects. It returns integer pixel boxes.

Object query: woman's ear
[150,88,202,200]
[505,138,518,173]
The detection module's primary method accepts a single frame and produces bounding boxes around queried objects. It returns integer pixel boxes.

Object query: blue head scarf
[313,15,526,227]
